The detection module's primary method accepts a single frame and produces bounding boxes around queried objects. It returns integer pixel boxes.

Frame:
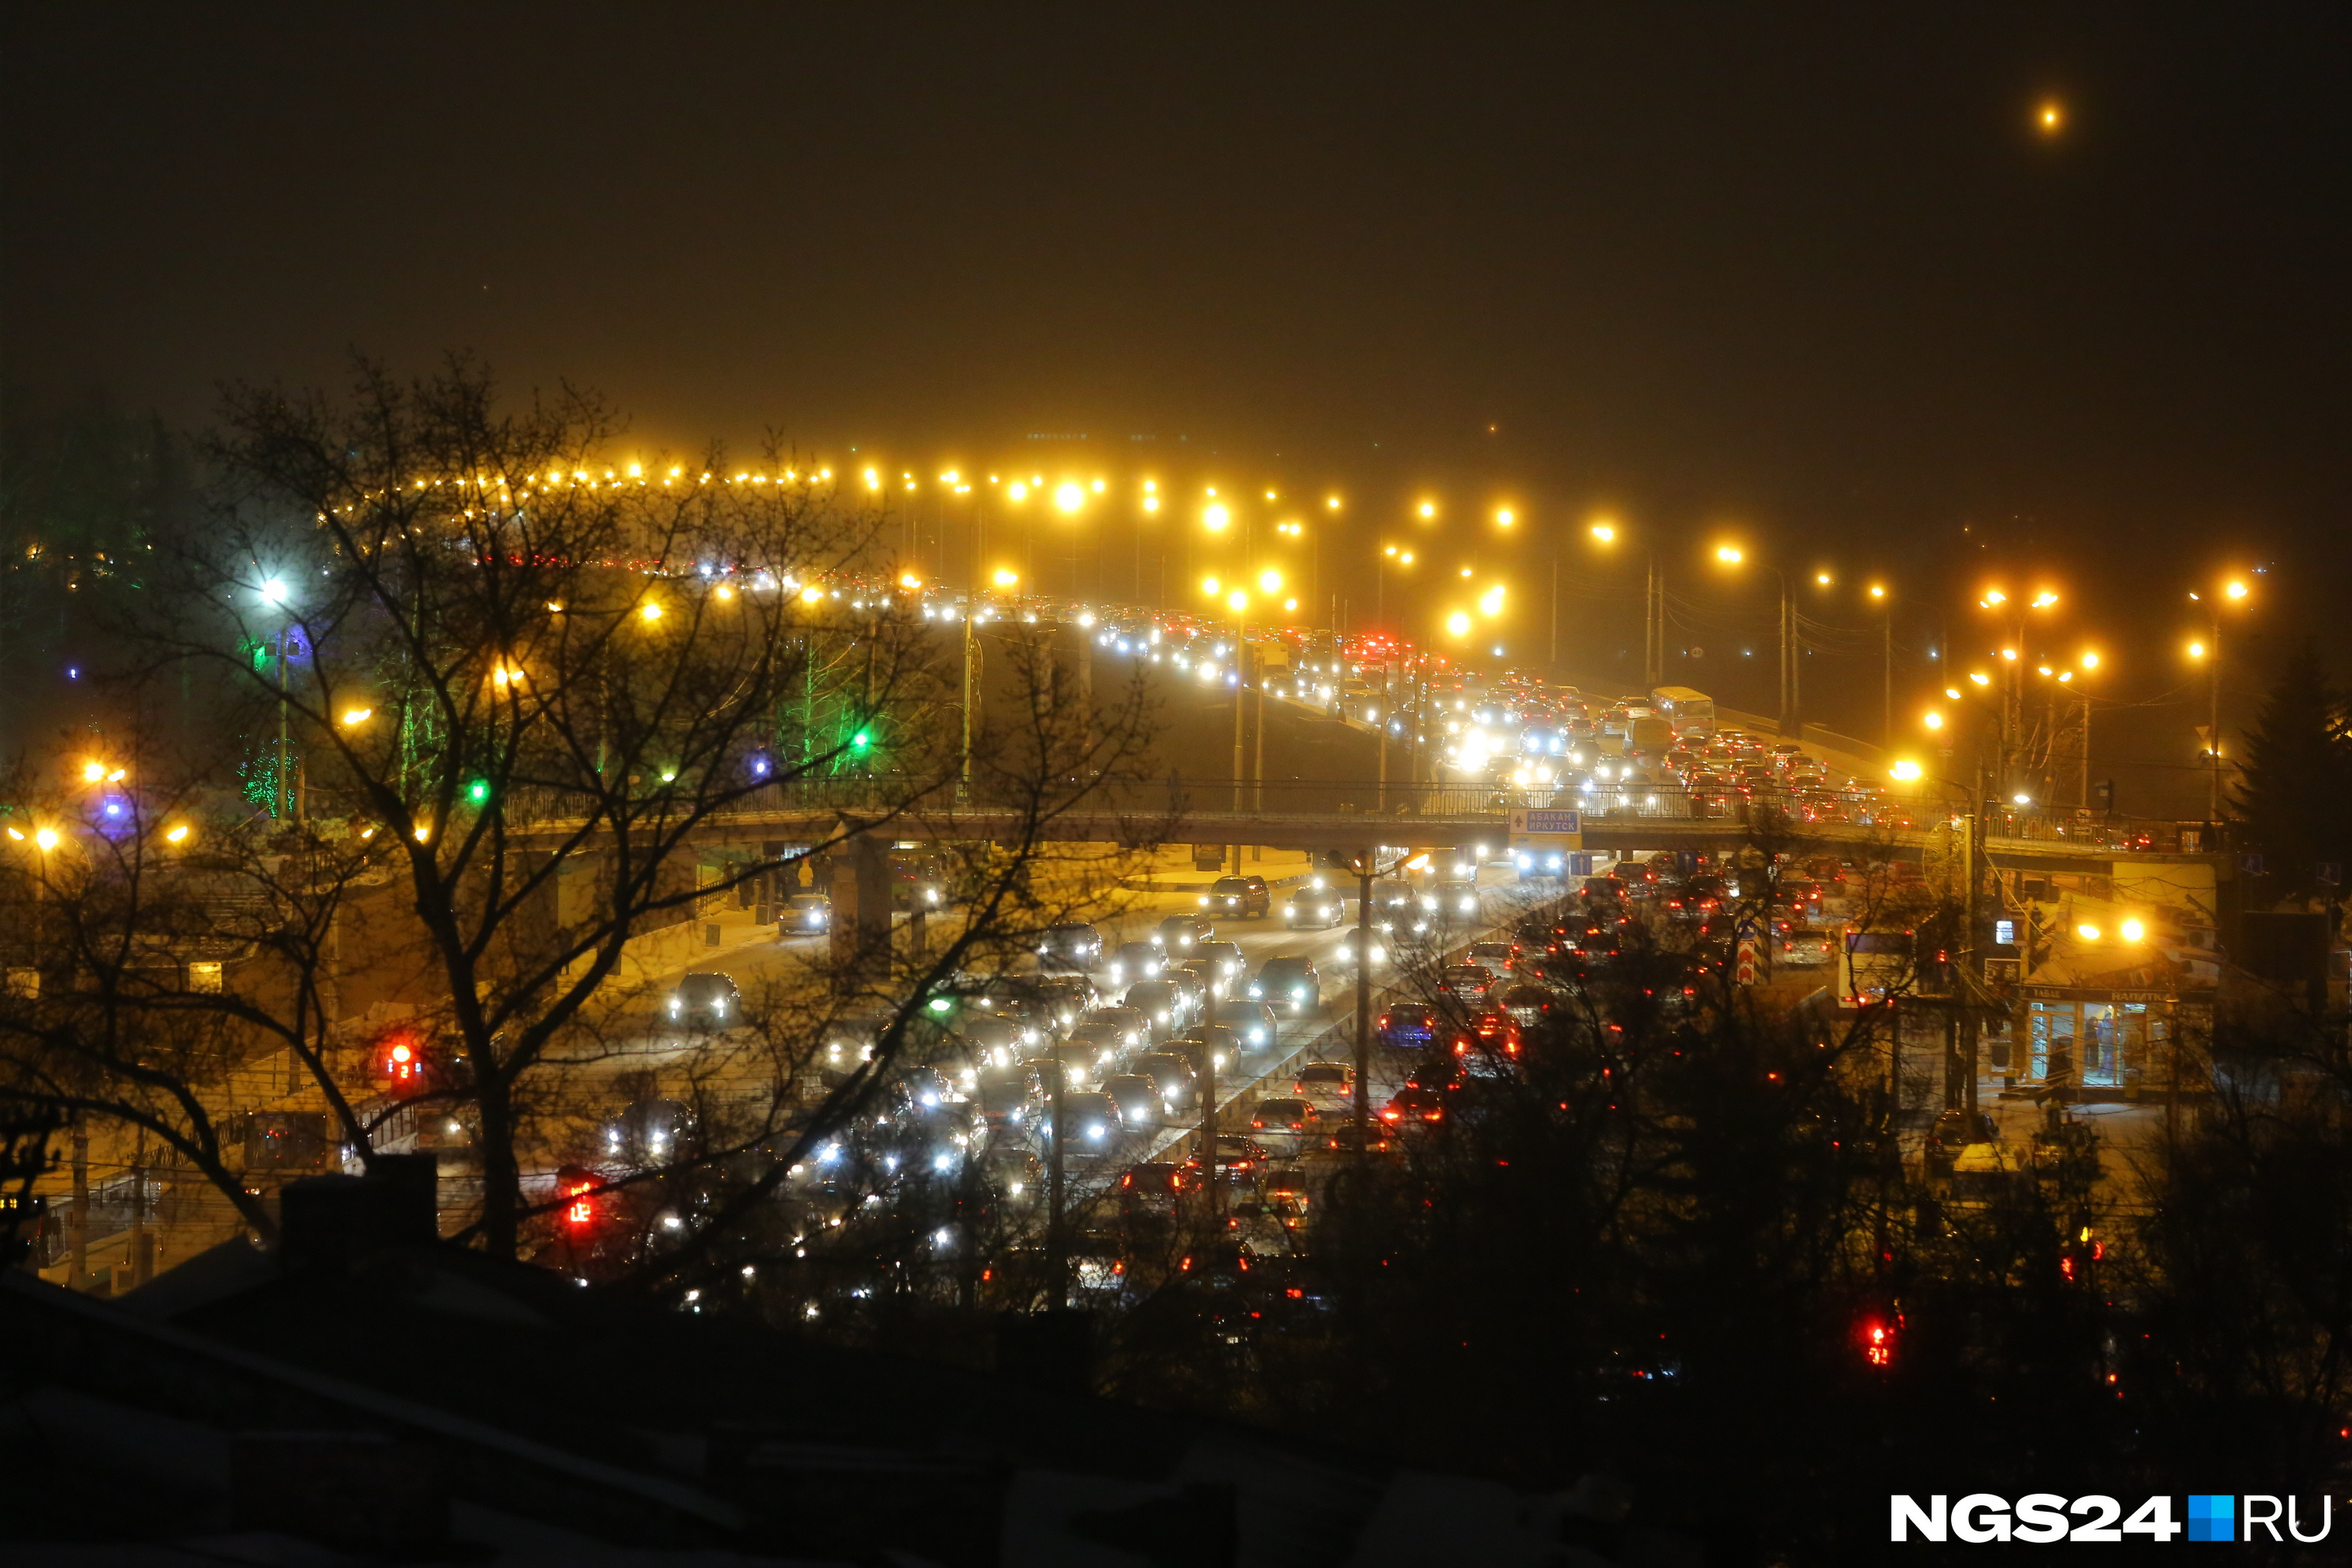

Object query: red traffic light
[376,1031,425,1087]
[1860,1315,1898,1367]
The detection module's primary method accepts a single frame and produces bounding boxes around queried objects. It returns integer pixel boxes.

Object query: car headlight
[1290,986,1305,997]
[667,999,681,1013]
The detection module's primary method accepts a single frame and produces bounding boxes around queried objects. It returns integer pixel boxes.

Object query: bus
[1650,686,1716,738]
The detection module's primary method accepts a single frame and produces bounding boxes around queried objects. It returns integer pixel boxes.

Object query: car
[1432,878,1481,924]
[1457,1008,1523,1059]
[1284,885,1346,929]
[1101,1073,1165,1127]
[1164,965,1210,1019]
[973,1065,1034,1125]
[1130,1051,1200,1111]
[1040,922,1104,970]
[980,1146,1042,1204]
[601,1098,696,1165]
[1250,1098,1323,1136]
[1051,1091,1126,1152]
[1294,1062,1356,1102]
[1364,880,1418,929]
[1499,982,1554,1025]
[1321,1122,1394,1156]
[1087,1005,1152,1052]
[1441,964,1494,1003]
[1377,1003,1440,1048]
[1174,957,1227,1004]
[1121,979,1187,1039]
[1200,874,1272,919]
[664,973,742,1029]
[1248,956,1322,1015]
[1154,914,1214,952]
[784,893,832,933]
[1380,1086,1447,1125]
[1463,940,1516,977]
[1170,1027,1240,1085]
[1104,941,1165,986]
[1181,1134,1273,1186]
[1036,976,1100,1030]
[1065,1019,1134,1074]
[1192,939,1248,982]
[1223,1001,1281,1051]
[1119,1160,1190,1215]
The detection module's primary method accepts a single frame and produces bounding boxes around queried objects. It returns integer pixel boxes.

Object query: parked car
[1200,874,1272,920]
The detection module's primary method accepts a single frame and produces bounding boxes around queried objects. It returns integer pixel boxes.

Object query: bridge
[506,777,2216,879]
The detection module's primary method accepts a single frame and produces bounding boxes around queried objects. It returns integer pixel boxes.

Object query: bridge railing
[497,774,2199,851]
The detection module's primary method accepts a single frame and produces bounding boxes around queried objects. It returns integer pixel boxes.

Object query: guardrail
[493,775,2206,854]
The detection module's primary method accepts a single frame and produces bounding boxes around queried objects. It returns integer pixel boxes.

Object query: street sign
[1734,912,1763,985]
[1507,807,1582,852]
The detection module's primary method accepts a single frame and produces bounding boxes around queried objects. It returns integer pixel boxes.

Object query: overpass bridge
[508,778,2216,880]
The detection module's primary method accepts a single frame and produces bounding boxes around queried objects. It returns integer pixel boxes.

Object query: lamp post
[1585,521,1662,688]
[1712,546,1799,737]
[2188,577,2252,821]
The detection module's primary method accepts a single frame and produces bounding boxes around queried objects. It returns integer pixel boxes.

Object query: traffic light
[376,1031,424,1088]
[1860,1312,1899,1368]
[466,778,491,805]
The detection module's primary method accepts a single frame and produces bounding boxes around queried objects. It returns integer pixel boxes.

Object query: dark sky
[7,6,2350,811]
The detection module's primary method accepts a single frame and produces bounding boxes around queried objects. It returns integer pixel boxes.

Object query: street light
[2188,576,2255,818]
[1712,543,1801,737]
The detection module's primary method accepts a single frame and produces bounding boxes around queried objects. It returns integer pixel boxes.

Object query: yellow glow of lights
[1283,597,1298,612]
[1419,501,1437,519]
[1477,585,1505,617]
[2120,919,2145,942]
[1495,507,1514,527]
[1715,545,1744,564]
[640,602,662,621]
[993,569,1019,588]
[2188,640,2207,659]
[1889,760,1923,782]
[1589,522,1616,544]
[1969,671,1991,686]
[1869,584,1886,599]
[81,762,105,782]
[414,825,432,843]
[1143,479,1157,492]
[1922,710,1944,730]
[1204,503,1230,532]
[1142,496,1160,513]
[2077,923,2101,942]
[1815,572,1832,586]
[1008,482,1028,501]
[2002,648,2019,661]
[2038,100,2064,134]
[2032,591,2060,608]
[1258,568,1282,594]
[2058,671,2074,684]
[899,572,921,590]
[800,586,825,604]
[1091,478,1106,494]
[1202,577,1221,597]
[2225,580,2249,599]
[863,469,880,491]
[626,462,642,478]
[1264,490,1276,501]
[35,827,61,850]
[4,826,18,840]
[1399,550,1414,564]
[1227,590,1248,612]
[341,707,373,727]
[714,584,734,600]
[546,600,564,613]
[1446,611,1472,638]
[2081,651,2100,669]
[1982,590,2007,607]
[165,825,189,844]
[1326,495,1341,510]
[1055,481,1084,513]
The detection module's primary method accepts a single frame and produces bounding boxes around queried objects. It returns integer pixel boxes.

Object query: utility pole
[1375,661,1389,813]
[1047,1050,1067,1305]
[1353,858,1374,1158]
[69,1122,87,1290]
[1231,627,1247,872]
[2207,603,2223,821]
[958,609,978,802]
[1549,557,1559,674]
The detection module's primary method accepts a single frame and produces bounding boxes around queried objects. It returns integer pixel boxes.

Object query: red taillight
[1251,1118,1264,1128]
[1289,1120,1303,1130]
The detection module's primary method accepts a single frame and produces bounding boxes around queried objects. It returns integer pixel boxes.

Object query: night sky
[7,7,2350,813]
